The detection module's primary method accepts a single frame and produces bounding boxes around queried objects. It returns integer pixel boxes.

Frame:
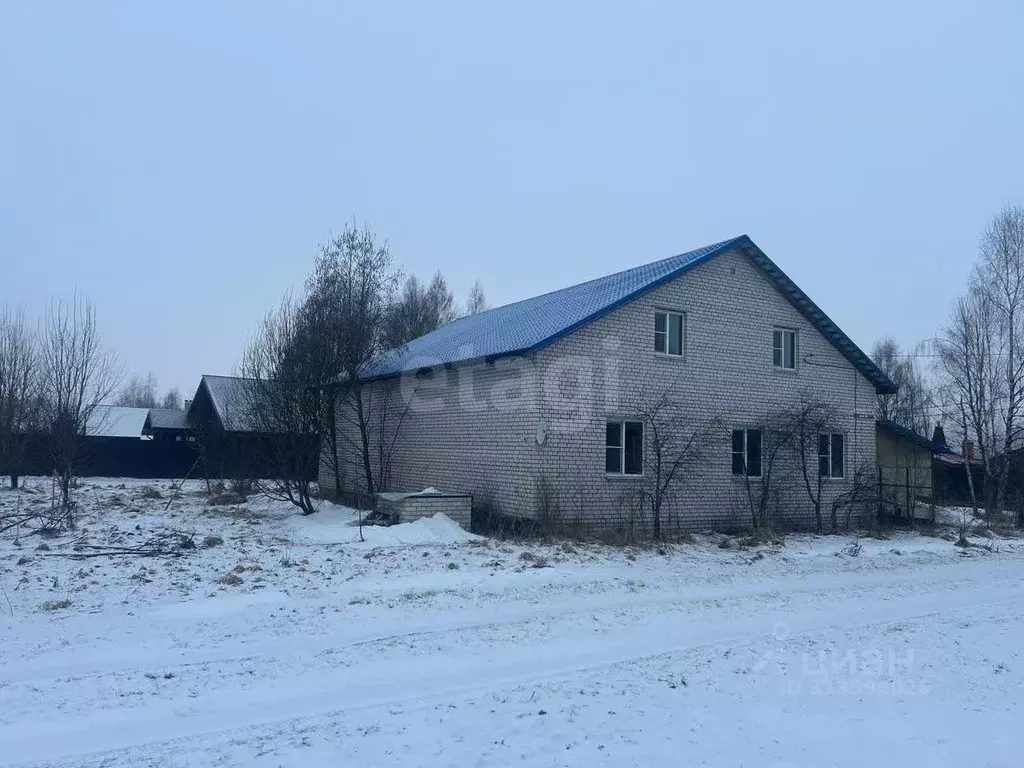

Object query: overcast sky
[2,1,1021,400]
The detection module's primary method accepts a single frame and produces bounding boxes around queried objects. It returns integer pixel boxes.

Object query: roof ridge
[449,234,747,324]
[363,235,751,379]
[201,373,256,382]
[374,235,748,360]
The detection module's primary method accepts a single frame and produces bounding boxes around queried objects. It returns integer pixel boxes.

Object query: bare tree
[976,204,1024,512]
[636,393,721,539]
[465,280,488,315]
[937,283,1001,516]
[185,401,214,493]
[161,387,182,410]
[305,223,400,497]
[240,295,330,515]
[116,373,159,408]
[780,394,841,533]
[384,271,456,348]
[0,307,40,488]
[371,381,418,494]
[739,417,792,532]
[872,338,932,435]
[39,296,122,506]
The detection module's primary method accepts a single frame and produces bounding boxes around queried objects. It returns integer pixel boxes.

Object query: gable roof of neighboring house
[877,419,955,455]
[143,408,189,433]
[190,375,261,433]
[361,234,897,394]
[86,406,149,438]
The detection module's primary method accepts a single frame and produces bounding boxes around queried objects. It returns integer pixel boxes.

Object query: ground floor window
[606,421,643,475]
[818,433,845,478]
[731,428,762,477]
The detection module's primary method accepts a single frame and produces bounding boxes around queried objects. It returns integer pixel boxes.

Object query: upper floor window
[607,420,644,475]
[818,433,845,479]
[773,328,797,370]
[731,428,762,477]
[654,311,685,357]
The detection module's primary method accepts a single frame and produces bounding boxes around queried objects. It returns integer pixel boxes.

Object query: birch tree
[938,205,1024,517]
[976,204,1024,510]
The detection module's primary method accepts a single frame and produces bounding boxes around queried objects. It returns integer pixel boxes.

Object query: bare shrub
[207,492,246,507]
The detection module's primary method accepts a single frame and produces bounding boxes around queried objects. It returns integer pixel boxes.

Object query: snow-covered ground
[2,478,1023,767]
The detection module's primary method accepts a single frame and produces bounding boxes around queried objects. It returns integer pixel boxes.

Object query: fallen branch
[36,531,196,559]
[0,501,77,535]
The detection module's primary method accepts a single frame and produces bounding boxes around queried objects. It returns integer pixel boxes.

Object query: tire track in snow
[3,580,1023,766]
[5,556,1019,688]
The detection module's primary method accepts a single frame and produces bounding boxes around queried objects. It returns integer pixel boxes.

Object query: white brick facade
[321,246,879,534]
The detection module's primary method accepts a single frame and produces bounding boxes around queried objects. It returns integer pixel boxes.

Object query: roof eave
[737,241,897,396]
[526,236,749,356]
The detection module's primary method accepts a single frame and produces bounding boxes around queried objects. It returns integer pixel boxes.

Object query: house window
[606,421,643,475]
[773,328,797,370]
[818,433,845,479]
[654,311,685,357]
[731,428,762,477]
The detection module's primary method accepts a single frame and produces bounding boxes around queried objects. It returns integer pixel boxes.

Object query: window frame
[818,432,846,480]
[654,310,686,359]
[731,427,763,478]
[606,419,644,477]
[772,327,798,371]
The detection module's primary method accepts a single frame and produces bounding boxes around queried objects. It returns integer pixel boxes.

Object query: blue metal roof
[363,234,897,394]
[877,420,954,454]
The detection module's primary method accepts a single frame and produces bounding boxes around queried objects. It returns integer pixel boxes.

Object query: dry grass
[39,599,72,611]
[207,492,246,507]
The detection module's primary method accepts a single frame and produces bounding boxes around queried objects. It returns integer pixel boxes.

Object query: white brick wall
[321,246,879,534]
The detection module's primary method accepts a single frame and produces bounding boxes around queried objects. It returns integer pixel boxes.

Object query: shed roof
[361,235,897,394]
[86,406,149,438]
[143,408,189,432]
[877,420,954,455]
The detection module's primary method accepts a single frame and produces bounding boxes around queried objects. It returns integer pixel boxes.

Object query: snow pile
[934,505,980,527]
[287,507,477,546]
[376,513,477,545]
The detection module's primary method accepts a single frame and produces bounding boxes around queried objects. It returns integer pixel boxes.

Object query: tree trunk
[354,386,375,497]
[328,393,342,499]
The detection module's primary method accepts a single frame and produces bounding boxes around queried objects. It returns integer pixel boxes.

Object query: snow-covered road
[2,479,1022,766]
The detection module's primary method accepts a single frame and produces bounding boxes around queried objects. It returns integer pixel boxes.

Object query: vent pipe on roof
[962,440,974,460]
[932,423,947,447]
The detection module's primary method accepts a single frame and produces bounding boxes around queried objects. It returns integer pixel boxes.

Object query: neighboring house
[11,406,190,479]
[934,448,985,507]
[142,408,191,442]
[876,420,952,518]
[321,234,896,534]
[186,374,315,482]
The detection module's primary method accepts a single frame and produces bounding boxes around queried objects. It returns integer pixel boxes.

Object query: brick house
[320,235,896,534]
